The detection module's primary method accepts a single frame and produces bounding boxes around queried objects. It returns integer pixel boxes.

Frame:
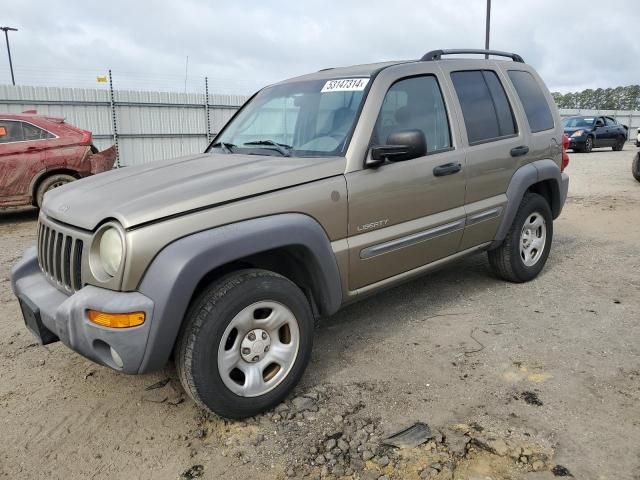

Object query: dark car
[562,115,628,153]
[0,112,116,208]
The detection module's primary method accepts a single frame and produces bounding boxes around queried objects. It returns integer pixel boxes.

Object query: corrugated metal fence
[0,84,248,166]
[1,83,638,167]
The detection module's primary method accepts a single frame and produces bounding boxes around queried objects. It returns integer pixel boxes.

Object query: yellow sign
[96,75,108,83]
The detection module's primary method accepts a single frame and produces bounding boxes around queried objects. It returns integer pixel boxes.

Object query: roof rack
[421,49,525,63]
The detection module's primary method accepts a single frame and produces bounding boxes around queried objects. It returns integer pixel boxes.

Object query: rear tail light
[80,129,92,144]
[561,134,570,172]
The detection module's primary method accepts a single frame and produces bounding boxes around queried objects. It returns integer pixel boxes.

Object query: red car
[0,112,116,208]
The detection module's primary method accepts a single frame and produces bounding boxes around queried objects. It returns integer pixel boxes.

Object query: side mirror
[367,129,427,168]
[595,121,604,128]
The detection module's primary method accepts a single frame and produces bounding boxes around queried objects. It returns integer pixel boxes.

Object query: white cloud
[2,0,639,94]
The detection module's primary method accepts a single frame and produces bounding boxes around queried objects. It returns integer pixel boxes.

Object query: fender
[491,159,568,248]
[136,213,342,373]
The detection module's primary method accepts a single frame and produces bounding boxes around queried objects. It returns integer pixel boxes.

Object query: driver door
[345,74,467,290]
[593,116,609,147]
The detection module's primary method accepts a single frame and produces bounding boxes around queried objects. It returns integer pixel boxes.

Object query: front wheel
[584,136,593,153]
[633,152,640,183]
[488,193,553,283]
[176,269,314,419]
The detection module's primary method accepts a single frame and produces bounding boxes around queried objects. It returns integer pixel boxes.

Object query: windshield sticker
[321,78,369,93]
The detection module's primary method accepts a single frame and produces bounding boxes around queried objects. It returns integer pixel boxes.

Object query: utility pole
[484,0,491,58]
[0,26,17,86]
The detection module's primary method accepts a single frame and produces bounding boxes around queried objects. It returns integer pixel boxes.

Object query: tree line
[551,85,640,110]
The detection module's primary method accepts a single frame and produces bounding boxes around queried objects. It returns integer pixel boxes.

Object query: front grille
[37,220,84,293]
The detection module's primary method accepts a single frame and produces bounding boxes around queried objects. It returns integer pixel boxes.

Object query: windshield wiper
[243,140,292,157]
[211,141,235,154]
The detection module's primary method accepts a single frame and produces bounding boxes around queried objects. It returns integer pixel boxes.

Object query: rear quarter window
[507,70,554,133]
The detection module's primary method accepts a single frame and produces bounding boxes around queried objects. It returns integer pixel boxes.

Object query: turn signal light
[87,310,145,328]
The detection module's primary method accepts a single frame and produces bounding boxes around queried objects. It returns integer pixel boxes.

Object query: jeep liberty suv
[11,49,569,419]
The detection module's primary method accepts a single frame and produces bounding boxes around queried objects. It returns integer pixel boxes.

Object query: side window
[450,70,516,145]
[0,120,25,144]
[605,117,617,126]
[22,122,54,141]
[374,76,451,153]
[507,70,554,133]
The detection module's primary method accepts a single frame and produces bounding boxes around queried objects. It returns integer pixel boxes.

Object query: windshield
[562,117,594,128]
[210,78,369,157]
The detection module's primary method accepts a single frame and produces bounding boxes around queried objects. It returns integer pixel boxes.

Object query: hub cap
[520,212,546,267]
[217,301,300,397]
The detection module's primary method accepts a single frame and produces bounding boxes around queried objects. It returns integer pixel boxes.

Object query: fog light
[87,310,145,328]
[110,347,124,369]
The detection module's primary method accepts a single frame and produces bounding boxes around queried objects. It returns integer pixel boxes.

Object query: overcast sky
[2,0,639,95]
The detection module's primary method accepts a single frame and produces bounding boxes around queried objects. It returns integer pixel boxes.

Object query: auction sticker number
[321,78,370,93]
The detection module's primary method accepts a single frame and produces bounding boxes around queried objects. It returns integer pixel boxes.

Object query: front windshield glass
[562,117,594,128]
[211,78,369,157]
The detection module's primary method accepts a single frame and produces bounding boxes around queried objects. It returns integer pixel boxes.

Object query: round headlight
[99,227,123,277]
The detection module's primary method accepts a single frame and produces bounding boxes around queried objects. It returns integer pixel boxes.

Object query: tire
[612,136,625,151]
[488,193,553,283]
[584,136,593,153]
[35,173,76,208]
[176,269,314,419]
[633,153,640,183]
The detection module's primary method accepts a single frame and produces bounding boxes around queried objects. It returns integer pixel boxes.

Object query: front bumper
[568,136,585,149]
[11,247,154,374]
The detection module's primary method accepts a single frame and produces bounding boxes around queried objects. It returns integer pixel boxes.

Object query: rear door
[346,70,467,290]
[605,116,622,144]
[439,62,528,250]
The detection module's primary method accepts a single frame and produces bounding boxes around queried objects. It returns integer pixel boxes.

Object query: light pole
[484,0,491,58]
[1,26,17,86]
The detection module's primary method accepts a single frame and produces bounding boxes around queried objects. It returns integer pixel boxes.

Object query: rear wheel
[176,269,314,419]
[633,152,640,183]
[35,173,76,208]
[488,193,553,283]
[612,136,625,151]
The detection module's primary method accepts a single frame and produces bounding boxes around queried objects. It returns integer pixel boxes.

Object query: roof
[276,60,415,85]
[274,49,526,86]
[0,112,66,124]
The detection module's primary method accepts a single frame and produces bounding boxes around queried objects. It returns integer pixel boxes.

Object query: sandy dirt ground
[0,147,639,480]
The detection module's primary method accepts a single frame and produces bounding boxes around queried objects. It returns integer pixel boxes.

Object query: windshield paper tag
[321,78,369,93]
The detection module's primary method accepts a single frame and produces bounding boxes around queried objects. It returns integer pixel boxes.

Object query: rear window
[22,122,54,140]
[507,70,554,133]
[451,70,516,145]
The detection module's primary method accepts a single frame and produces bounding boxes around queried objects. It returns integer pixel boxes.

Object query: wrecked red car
[0,112,116,208]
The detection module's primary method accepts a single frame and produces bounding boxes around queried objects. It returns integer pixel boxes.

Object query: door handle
[433,162,462,177]
[510,145,529,157]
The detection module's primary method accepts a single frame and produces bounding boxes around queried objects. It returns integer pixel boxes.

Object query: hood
[563,126,592,135]
[43,153,346,230]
